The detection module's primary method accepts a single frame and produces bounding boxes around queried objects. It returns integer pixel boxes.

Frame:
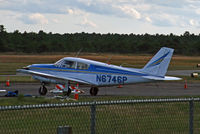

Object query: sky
[1,0,200,35]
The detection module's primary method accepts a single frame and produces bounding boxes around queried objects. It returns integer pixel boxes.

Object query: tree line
[0,25,200,55]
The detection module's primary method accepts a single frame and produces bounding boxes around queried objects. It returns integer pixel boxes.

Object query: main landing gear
[63,88,71,96]
[39,85,47,96]
[90,87,99,96]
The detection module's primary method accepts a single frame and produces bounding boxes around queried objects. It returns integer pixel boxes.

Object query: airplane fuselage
[28,57,154,86]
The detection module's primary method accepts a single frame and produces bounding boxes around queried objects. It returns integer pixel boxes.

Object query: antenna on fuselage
[106,55,113,65]
[75,48,83,57]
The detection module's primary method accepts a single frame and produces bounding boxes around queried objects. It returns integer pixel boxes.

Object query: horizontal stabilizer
[143,76,182,81]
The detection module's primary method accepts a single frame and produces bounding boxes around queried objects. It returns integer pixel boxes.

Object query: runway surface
[0,81,200,97]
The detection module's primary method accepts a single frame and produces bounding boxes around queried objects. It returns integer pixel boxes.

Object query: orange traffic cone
[117,85,122,88]
[74,89,79,100]
[76,83,79,89]
[6,79,10,87]
[184,79,187,89]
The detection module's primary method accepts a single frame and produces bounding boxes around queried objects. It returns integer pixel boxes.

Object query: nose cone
[22,65,31,70]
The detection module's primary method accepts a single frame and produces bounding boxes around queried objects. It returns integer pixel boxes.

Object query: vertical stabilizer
[142,47,174,77]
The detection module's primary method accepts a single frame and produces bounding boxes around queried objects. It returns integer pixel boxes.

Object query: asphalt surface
[0,70,200,97]
[0,81,199,97]
[167,70,200,76]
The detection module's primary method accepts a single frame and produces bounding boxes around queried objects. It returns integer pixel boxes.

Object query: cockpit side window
[62,60,76,68]
[55,59,89,69]
[77,62,89,70]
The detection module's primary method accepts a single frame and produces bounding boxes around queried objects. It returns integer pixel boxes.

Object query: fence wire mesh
[96,102,190,134]
[0,106,91,134]
[0,98,199,134]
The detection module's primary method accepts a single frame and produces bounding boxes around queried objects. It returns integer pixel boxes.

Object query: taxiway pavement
[0,82,199,97]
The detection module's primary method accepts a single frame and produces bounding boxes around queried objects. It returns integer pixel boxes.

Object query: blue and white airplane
[17,47,181,96]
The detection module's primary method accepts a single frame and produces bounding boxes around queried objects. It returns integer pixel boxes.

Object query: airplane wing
[142,76,182,81]
[17,69,94,85]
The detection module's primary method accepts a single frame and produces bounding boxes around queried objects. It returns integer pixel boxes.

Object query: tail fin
[142,47,174,77]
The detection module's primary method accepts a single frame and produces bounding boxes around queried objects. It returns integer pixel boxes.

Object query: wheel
[90,87,99,96]
[39,86,47,96]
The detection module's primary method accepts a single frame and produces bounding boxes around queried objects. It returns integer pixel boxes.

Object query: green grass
[0,95,58,106]
[0,95,200,106]
[0,76,36,82]
[0,63,29,75]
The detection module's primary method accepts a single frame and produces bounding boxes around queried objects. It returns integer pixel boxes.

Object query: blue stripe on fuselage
[29,64,149,76]
[89,65,146,76]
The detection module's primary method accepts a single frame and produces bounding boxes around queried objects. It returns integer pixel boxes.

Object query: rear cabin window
[77,62,89,70]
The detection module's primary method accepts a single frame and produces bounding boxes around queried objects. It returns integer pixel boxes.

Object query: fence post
[189,99,194,134]
[57,126,72,134]
[91,102,96,134]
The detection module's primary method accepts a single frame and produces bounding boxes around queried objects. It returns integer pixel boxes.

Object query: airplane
[17,47,181,96]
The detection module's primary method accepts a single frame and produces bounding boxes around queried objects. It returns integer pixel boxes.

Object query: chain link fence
[0,98,200,134]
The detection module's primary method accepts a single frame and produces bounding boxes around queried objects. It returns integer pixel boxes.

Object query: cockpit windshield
[54,58,89,70]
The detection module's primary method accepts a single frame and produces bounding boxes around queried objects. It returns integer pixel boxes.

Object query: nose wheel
[39,85,47,96]
[90,87,99,96]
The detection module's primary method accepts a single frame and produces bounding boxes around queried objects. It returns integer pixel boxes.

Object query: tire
[39,86,47,96]
[90,87,99,96]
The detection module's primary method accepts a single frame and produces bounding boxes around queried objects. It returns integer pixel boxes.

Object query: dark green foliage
[1,25,200,55]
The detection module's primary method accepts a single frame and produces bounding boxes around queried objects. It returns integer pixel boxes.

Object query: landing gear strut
[90,87,99,96]
[62,81,71,96]
[63,88,71,96]
[39,85,47,96]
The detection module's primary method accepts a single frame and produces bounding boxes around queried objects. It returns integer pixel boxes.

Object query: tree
[0,25,6,32]
[183,31,190,36]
